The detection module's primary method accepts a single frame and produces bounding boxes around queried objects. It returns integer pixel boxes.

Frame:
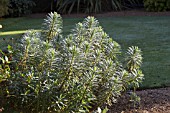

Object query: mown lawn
[0,16,170,89]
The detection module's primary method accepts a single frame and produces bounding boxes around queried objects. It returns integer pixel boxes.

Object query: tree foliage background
[56,0,143,14]
[0,0,9,17]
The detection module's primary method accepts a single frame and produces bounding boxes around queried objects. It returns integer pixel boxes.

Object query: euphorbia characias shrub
[0,12,144,112]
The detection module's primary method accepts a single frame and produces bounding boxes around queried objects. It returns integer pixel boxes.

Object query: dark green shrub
[56,0,142,14]
[0,0,9,17]
[8,0,35,17]
[0,12,144,112]
[144,0,170,11]
[31,0,52,13]
[0,46,12,111]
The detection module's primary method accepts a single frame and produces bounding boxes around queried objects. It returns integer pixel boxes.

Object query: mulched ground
[109,87,170,113]
[27,10,170,113]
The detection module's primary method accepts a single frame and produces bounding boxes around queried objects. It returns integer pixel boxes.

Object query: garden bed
[1,10,170,113]
[109,87,170,113]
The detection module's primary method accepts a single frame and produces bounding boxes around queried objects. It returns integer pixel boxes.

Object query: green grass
[0,16,170,89]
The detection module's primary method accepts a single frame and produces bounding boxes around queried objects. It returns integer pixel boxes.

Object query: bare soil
[109,87,170,113]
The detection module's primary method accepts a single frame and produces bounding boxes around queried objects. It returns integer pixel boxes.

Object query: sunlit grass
[0,30,41,36]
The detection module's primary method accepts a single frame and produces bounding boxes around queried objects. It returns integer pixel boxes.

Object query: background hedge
[0,0,9,17]
[144,0,170,12]
[0,0,170,17]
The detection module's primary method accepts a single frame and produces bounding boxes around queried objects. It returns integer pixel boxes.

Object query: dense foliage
[8,0,35,17]
[144,0,170,11]
[56,0,142,14]
[0,0,9,17]
[0,12,144,112]
[31,0,52,13]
